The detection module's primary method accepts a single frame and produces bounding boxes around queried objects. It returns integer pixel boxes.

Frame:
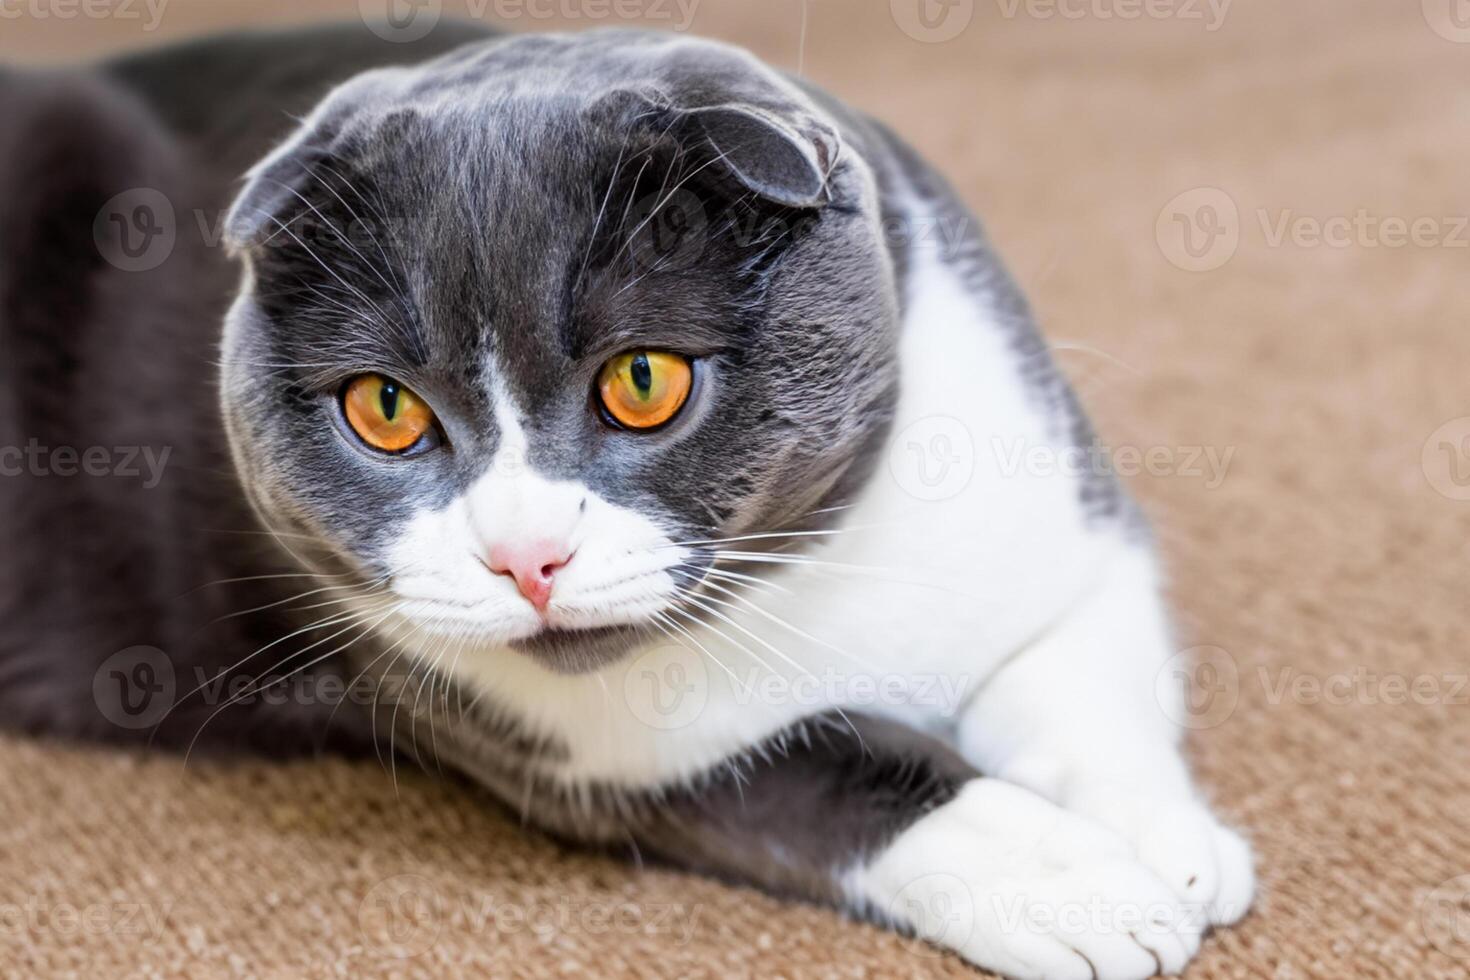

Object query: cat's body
[0,23,1252,978]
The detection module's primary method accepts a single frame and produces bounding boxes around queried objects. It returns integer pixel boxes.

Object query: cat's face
[221,33,898,672]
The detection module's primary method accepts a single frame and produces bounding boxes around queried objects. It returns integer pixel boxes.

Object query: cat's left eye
[341,374,438,454]
[597,351,693,430]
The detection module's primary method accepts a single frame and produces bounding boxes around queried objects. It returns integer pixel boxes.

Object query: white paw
[1070,787,1256,927]
[847,780,1208,980]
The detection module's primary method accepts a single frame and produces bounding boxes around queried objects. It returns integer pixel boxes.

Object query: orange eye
[597,351,693,430]
[342,374,436,453]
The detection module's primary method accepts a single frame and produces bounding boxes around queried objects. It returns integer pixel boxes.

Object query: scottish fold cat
[0,23,1252,978]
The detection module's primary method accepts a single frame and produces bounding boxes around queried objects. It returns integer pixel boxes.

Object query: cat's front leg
[491,712,1206,980]
[954,543,1257,929]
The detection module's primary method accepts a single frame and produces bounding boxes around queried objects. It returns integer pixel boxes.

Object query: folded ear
[225,130,332,250]
[679,103,838,209]
[224,69,400,250]
[606,37,844,209]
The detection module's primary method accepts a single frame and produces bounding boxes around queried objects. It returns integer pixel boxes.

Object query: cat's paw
[1069,787,1255,927]
[847,779,1206,980]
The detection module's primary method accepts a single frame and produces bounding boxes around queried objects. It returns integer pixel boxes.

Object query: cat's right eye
[341,374,438,455]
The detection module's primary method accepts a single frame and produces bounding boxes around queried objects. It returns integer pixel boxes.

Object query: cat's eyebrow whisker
[261,215,403,341]
[262,176,407,312]
[302,160,413,305]
[574,134,633,295]
[608,145,731,272]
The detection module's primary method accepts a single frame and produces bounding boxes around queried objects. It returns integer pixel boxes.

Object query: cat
[0,22,1253,979]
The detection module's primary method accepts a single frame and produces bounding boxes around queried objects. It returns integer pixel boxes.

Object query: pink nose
[485,540,571,612]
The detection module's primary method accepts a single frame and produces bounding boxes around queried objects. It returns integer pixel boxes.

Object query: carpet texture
[3,1,1469,976]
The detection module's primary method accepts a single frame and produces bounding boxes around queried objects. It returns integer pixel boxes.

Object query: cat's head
[220,31,898,673]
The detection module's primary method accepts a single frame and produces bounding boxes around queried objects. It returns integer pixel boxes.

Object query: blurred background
[3,1,1469,977]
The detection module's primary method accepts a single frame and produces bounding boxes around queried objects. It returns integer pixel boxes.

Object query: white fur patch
[843,779,1206,980]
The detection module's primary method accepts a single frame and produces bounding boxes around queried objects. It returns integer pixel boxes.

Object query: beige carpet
[4,1,1470,976]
